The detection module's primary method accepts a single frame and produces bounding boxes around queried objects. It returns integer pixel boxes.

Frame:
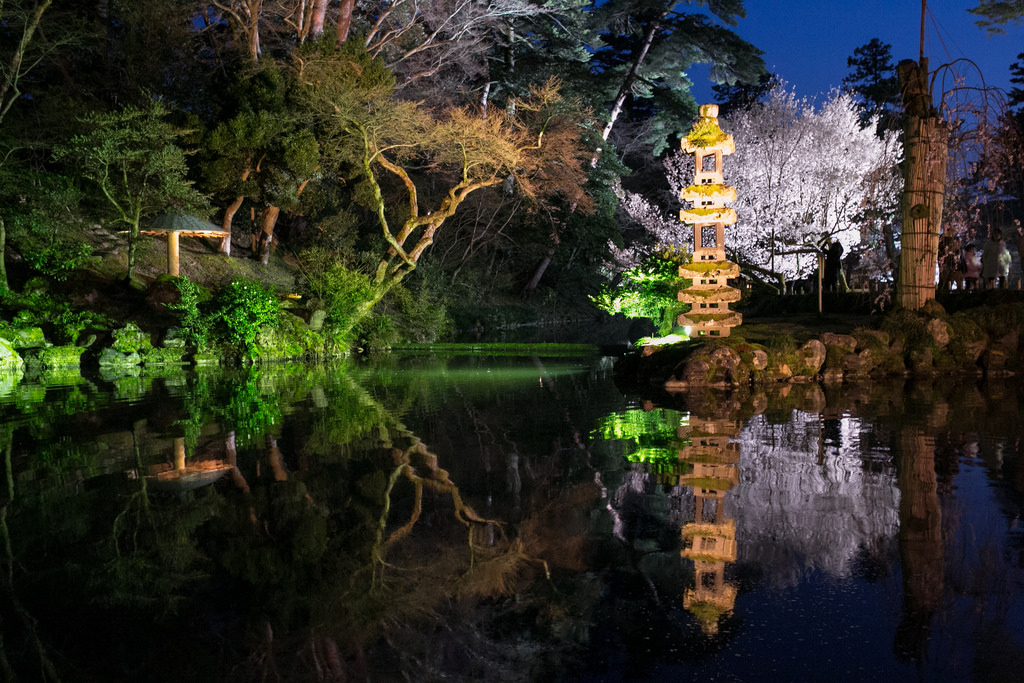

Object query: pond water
[2,355,1023,682]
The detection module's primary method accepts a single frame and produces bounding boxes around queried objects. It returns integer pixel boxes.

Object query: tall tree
[201,62,320,261]
[297,43,593,335]
[842,38,900,131]
[54,100,207,281]
[588,0,766,154]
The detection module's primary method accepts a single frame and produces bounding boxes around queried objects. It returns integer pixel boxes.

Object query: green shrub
[213,278,281,358]
[591,245,691,336]
[6,174,92,280]
[297,248,380,331]
[376,276,452,343]
[165,276,213,349]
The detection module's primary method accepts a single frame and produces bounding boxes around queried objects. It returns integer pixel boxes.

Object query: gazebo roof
[141,212,229,238]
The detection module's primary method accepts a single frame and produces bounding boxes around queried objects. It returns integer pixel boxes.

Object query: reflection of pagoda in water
[679,412,741,635]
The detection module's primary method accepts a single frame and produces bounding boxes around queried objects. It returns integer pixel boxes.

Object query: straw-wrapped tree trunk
[896,58,947,310]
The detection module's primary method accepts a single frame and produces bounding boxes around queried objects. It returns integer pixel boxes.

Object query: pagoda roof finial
[681,104,734,155]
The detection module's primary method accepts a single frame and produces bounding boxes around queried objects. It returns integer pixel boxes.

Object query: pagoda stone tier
[677,104,743,337]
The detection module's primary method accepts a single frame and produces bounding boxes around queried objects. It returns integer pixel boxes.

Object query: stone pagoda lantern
[677,104,742,337]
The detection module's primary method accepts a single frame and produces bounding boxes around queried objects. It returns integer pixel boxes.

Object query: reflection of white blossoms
[732,412,900,588]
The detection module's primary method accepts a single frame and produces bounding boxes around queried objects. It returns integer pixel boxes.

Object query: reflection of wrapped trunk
[895,425,944,659]
[897,58,947,311]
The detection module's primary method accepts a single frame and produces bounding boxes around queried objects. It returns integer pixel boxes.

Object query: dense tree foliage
[14,2,1020,342]
[53,99,208,280]
[0,0,778,342]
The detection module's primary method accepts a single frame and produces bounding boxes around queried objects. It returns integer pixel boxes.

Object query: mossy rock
[143,346,190,366]
[98,347,142,369]
[26,345,84,369]
[111,322,153,354]
[0,338,24,373]
[0,326,47,349]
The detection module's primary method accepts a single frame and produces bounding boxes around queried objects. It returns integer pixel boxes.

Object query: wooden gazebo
[141,213,229,277]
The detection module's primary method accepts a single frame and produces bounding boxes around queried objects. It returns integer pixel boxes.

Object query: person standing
[937,232,961,292]
[963,243,982,290]
[981,228,1006,289]
[823,240,844,293]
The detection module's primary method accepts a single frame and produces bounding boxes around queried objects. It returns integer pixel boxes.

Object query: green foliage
[591,246,691,336]
[165,276,213,349]
[53,98,208,280]
[373,265,452,344]
[297,247,381,332]
[0,285,109,345]
[4,173,92,280]
[213,277,281,358]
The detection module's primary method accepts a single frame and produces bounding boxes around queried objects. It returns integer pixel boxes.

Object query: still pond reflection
[1,356,1023,681]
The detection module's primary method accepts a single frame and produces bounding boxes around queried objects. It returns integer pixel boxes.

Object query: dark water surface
[2,356,1023,681]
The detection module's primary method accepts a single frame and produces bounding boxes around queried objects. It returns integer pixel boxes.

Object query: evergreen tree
[970,0,1024,34]
[842,38,900,132]
[587,0,766,155]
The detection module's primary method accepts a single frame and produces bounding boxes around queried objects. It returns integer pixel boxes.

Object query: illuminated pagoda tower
[677,104,742,337]
[679,412,741,635]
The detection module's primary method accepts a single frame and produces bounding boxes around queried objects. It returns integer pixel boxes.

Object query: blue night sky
[688,0,1024,104]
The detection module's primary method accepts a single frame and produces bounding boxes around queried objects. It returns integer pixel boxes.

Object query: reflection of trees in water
[5,365,1024,679]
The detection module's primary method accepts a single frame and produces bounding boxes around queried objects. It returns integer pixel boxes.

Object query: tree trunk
[310,0,328,38]
[336,0,355,44]
[257,205,280,265]
[220,195,245,255]
[126,213,142,282]
[896,59,947,311]
[0,216,7,292]
[522,250,553,298]
[599,13,664,144]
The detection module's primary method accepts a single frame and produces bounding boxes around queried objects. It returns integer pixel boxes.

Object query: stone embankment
[617,300,1024,391]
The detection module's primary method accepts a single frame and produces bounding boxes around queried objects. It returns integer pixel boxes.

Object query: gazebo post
[167,231,180,277]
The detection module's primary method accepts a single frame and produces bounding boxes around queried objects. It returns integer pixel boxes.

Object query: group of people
[939,228,1018,291]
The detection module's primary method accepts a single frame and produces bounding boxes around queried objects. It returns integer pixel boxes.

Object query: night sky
[689,0,1024,105]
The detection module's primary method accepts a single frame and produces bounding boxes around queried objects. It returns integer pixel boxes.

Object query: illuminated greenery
[213,277,281,359]
[591,246,692,337]
[165,276,213,349]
